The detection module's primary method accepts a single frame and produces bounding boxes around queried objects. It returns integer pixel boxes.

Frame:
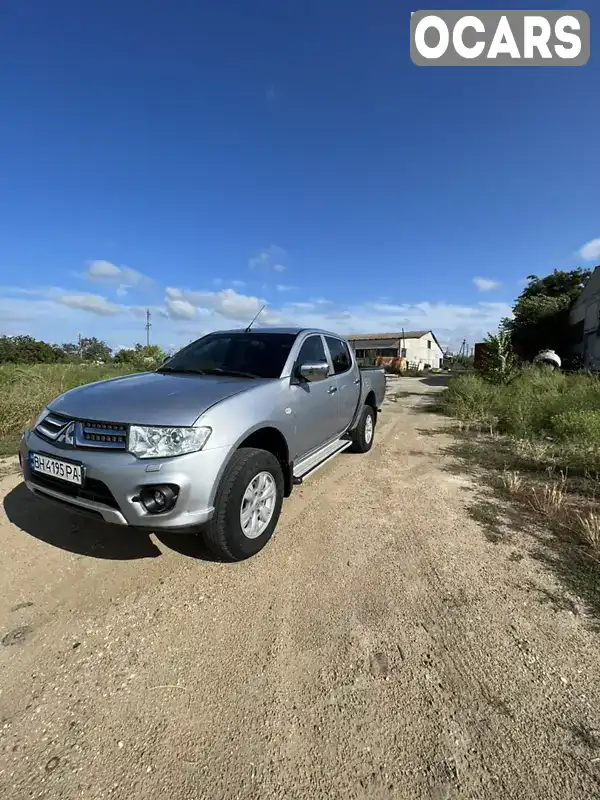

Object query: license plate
[30,453,84,486]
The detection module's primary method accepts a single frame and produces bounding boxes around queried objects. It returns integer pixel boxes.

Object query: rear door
[324,336,361,433]
[289,334,340,460]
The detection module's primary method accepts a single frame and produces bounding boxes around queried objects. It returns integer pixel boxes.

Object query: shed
[346,330,444,369]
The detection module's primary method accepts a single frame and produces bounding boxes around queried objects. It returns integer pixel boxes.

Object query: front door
[288,334,340,460]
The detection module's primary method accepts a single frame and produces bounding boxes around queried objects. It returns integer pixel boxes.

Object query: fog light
[139,484,179,514]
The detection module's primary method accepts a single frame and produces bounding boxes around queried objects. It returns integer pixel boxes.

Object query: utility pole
[145,309,151,347]
[77,332,83,360]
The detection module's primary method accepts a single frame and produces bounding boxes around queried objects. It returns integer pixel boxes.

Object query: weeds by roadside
[439,368,600,476]
[0,363,135,455]
[441,432,600,623]
[438,368,600,594]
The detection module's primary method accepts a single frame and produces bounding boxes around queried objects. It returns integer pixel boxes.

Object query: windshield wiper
[157,366,206,375]
[202,368,260,379]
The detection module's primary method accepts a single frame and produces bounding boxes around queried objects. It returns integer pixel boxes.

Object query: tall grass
[441,367,600,554]
[0,363,136,456]
[440,368,600,470]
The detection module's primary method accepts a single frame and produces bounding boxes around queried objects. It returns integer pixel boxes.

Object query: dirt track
[2,378,600,800]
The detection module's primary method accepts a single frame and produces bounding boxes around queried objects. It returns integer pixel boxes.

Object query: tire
[203,447,284,561]
[349,404,376,454]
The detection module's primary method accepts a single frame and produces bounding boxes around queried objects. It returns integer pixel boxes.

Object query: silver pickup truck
[20,327,386,560]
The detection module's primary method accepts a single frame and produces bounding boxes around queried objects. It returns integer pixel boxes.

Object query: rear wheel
[203,447,284,561]
[349,404,376,454]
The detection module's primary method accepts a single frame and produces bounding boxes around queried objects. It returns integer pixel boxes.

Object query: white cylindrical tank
[533,349,561,370]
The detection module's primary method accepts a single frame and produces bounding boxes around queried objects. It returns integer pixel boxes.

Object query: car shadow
[419,375,448,387]
[4,481,221,562]
[154,531,222,561]
[4,482,159,560]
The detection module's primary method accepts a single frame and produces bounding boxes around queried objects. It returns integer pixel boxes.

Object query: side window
[295,335,327,365]
[325,336,352,375]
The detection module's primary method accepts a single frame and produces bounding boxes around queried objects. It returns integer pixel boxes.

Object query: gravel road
[2,377,600,800]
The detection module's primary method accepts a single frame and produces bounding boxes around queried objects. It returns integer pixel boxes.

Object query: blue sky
[1,0,599,352]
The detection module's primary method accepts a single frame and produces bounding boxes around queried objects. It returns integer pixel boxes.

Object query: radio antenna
[244,304,266,333]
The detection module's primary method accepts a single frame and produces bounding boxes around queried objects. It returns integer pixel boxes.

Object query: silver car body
[19,328,386,529]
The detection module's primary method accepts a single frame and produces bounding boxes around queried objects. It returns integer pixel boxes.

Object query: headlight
[128,425,212,459]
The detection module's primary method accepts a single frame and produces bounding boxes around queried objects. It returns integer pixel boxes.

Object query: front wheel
[349,404,376,454]
[203,448,284,561]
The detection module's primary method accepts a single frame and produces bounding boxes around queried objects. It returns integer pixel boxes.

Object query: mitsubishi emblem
[56,421,76,447]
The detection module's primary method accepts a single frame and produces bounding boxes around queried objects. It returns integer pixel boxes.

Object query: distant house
[346,330,444,369]
[569,265,600,370]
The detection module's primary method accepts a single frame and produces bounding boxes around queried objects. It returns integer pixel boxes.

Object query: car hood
[48,371,262,427]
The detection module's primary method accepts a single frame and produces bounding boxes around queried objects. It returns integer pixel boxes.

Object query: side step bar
[293,438,352,484]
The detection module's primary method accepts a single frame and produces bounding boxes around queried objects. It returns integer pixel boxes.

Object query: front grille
[80,420,127,447]
[30,472,120,509]
[36,412,69,440]
[36,412,127,451]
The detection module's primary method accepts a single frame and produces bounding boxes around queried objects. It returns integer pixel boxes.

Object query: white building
[569,266,600,370]
[346,330,444,370]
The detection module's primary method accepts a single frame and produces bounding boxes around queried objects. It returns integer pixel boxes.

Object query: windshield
[158,332,297,380]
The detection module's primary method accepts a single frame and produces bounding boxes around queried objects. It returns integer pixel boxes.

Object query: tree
[0,335,66,364]
[59,342,81,360]
[504,268,592,362]
[480,329,518,384]
[113,343,166,368]
[78,337,112,362]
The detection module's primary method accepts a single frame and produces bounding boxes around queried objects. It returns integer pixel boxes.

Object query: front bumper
[20,429,232,529]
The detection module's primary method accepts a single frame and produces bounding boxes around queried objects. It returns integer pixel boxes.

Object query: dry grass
[575,511,600,551]
[500,469,524,496]
[499,467,600,556]
[501,470,566,518]
[527,479,567,517]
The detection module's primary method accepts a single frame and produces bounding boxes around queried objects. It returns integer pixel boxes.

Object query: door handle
[353,378,360,384]
[327,385,338,394]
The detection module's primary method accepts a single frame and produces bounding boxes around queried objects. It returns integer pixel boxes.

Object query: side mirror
[296,361,329,382]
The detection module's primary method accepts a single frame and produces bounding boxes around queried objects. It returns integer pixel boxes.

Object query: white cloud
[165,287,267,323]
[161,285,510,349]
[579,238,600,262]
[83,260,152,288]
[164,293,197,320]
[232,280,246,288]
[249,245,287,272]
[54,293,122,316]
[1,279,511,356]
[116,284,130,297]
[473,277,501,292]
[276,284,296,293]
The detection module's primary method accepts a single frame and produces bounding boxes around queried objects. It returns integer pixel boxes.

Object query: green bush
[442,368,600,437]
[439,373,500,429]
[440,368,600,475]
[551,409,600,445]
